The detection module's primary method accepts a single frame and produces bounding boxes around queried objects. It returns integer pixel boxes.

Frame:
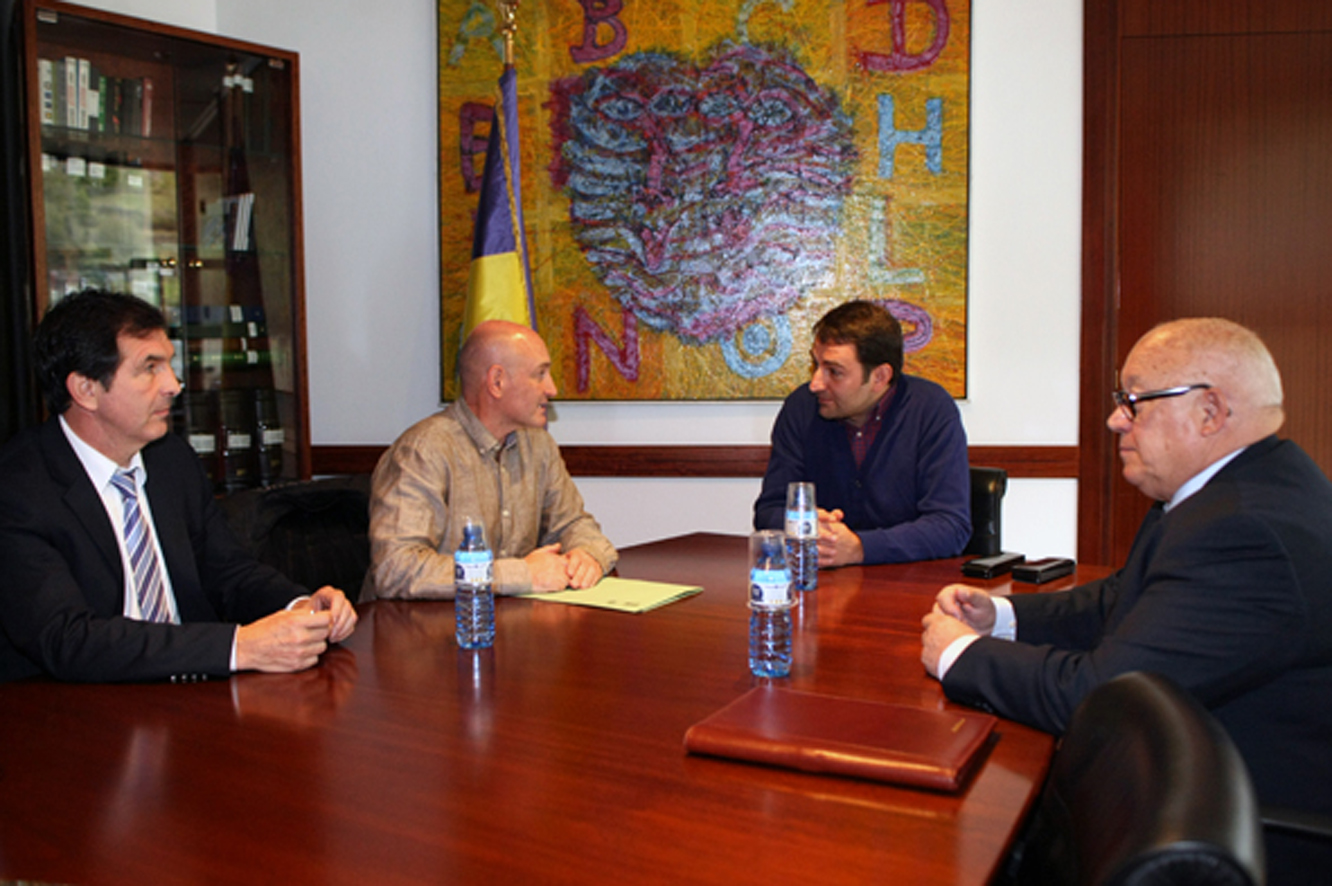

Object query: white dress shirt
[60,415,182,624]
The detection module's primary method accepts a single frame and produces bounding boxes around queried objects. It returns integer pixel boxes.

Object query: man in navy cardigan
[753,300,970,566]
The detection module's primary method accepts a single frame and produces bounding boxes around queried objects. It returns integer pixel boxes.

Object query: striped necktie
[109,469,171,623]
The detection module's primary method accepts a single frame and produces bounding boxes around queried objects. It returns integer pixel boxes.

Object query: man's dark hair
[33,289,168,415]
[812,300,904,382]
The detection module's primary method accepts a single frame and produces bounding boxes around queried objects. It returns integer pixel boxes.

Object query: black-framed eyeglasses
[1112,383,1212,420]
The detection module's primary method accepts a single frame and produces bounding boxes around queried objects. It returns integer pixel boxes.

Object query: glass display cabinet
[20,0,309,488]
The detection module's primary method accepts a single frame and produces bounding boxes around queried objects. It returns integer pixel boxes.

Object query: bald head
[1112,318,1285,501]
[1131,318,1284,437]
[459,321,542,397]
[458,320,557,438]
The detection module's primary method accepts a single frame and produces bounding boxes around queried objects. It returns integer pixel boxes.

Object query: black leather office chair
[965,466,1007,556]
[1009,671,1265,886]
[218,474,372,594]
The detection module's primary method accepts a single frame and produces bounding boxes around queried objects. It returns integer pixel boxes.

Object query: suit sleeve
[943,513,1307,734]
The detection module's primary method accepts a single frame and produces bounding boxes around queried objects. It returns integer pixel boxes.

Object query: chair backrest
[1011,671,1265,886]
[218,474,371,594]
[965,466,1007,556]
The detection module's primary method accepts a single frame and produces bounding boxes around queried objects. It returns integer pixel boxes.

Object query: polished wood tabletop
[0,533,1097,885]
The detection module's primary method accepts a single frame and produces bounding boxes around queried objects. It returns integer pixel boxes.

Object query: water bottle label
[784,510,817,539]
[455,550,493,585]
[750,568,792,608]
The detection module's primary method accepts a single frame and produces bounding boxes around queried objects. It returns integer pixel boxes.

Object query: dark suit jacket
[0,418,304,682]
[945,435,1332,823]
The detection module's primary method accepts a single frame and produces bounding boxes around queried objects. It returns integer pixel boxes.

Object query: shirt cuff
[937,633,981,681]
[992,595,1017,640]
[230,625,239,672]
[492,558,532,594]
[936,596,1018,681]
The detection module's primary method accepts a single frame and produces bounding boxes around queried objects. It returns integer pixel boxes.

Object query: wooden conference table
[0,533,1099,885]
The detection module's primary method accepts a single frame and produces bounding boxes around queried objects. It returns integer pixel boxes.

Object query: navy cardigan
[753,374,971,564]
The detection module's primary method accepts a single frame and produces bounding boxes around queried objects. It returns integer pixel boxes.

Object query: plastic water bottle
[749,607,793,679]
[785,481,818,591]
[748,530,794,678]
[455,518,494,649]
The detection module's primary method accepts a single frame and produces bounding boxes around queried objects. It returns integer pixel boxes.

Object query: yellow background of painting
[439,0,970,400]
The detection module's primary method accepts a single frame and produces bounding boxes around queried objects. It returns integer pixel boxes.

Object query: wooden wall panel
[1121,0,1332,37]
[1078,0,1123,565]
[1119,29,1332,466]
[312,444,1079,480]
[1116,28,1332,562]
[1082,0,1332,566]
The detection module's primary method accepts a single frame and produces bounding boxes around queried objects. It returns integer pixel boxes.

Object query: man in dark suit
[0,289,357,682]
[921,317,1332,882]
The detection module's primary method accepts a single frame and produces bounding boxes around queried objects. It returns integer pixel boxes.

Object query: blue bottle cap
[461,520,486,549]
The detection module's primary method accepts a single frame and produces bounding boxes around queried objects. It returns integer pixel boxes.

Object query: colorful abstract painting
[439,0,970,400]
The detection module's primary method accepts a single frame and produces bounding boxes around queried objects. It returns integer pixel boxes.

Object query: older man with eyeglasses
[921,317,1332,882]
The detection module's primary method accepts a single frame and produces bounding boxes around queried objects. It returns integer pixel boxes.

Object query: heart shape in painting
[550,43,857,348]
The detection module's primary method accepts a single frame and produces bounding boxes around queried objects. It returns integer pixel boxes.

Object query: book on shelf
[41,56,158,135]
[63,55,78,128]
[108,76,123,134]
[51,59,64,125]
[76,58,91,130]
[140,76,153,137]
[38,58,55,125]
[93,71,108,132]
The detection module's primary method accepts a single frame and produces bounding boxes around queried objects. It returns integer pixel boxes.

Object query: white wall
[98,0,1085,559]
[71,0,215,31]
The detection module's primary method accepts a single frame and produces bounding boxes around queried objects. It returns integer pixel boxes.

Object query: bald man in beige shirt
[361,321,616,601]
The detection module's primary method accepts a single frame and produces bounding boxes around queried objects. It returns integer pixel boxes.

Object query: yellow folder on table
[522,576,702,613]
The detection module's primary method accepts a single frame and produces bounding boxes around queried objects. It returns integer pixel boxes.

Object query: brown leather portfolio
[684,686,997,792]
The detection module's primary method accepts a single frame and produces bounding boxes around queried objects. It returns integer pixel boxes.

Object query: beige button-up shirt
[362,398,617,600]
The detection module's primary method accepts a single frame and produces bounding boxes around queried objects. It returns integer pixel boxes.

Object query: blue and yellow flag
[462,66,535,337]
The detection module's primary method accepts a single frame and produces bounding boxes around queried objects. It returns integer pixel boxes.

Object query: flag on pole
[462,66,535,337]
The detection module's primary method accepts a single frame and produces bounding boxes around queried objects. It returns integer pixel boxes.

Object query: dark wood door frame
[1077,0,1122,566]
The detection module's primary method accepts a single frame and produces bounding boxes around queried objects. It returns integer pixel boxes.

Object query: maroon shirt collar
[845,382,898,467]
